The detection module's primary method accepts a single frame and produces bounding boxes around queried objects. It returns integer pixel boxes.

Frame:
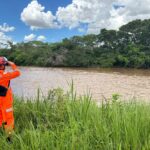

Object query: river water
[9,67,150,101]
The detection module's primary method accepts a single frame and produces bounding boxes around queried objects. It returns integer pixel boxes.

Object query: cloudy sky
[0,0,150,44]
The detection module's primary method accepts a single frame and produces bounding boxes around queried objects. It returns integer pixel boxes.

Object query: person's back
[0,57,20,141]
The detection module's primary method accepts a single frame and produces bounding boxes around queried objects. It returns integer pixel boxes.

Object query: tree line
[1,19,150,68]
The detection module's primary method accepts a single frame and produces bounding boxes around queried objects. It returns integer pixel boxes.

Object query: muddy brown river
[8,67,150,101]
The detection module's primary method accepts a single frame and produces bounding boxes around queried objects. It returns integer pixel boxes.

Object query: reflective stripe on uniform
[6,108,13,113]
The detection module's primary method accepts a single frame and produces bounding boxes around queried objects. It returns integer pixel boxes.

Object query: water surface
[9,67,150,101]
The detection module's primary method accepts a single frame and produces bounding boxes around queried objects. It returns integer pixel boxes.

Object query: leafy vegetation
[1,19,150,68]
[1,89,150,149]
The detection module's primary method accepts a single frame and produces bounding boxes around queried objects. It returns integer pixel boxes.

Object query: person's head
[0,57,8,70]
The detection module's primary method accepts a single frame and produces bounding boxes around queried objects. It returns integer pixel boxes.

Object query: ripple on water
[8,67,150,102]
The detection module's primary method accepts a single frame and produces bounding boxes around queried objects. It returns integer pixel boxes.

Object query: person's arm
[0,61,21,82]
[8,61,20,71]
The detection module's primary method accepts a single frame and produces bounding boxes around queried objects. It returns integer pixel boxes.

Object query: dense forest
[1,19,150,68]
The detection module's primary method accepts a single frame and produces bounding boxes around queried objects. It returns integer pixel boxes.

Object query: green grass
[1,89,150,149]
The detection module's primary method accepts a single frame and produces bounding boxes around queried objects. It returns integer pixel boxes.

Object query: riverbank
[1,89,150,149]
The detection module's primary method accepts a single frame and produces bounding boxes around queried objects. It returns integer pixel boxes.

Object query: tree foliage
[1,19,150,68]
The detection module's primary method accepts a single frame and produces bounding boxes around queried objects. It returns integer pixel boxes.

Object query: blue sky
[0,0,85,43]
[0,0,150,44]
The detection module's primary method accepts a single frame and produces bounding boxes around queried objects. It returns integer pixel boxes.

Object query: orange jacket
[0,63,20,101]
[0,63,20,124]
[0,63,20,84]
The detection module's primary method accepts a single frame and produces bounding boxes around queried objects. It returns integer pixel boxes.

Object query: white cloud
[56,0,150,34]
[0,23,15,48]
[37,35,46,41]
[21,0,150,34]
[0,32,12,43]
[116,0,150,25]
[21,0,58,30]
[24,34,46,42]
[56,0,116,33]
[24,34,36,42]
[0,32,12,49]
[0,23,15,32]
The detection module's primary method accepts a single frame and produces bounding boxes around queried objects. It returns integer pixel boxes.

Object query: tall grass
[0,88,150,149]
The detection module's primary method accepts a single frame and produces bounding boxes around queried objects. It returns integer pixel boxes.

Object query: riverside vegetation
[1,19,150,68]
[1,88,150,149]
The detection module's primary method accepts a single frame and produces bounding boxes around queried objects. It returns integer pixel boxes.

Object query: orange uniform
[0,63,20,134]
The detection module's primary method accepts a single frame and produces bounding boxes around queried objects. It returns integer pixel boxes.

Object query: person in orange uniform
[0,57,20,140]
